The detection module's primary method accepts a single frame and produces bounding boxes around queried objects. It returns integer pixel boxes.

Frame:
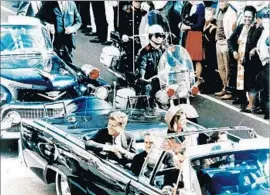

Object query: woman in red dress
[179,1,205,86]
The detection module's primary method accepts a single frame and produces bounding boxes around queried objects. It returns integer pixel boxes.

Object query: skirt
[185,31,204,61]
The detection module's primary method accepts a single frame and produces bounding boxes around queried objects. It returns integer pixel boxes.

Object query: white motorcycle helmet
[148,24,165,39]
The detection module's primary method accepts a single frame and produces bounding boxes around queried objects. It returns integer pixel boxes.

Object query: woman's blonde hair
[109,111,128,128]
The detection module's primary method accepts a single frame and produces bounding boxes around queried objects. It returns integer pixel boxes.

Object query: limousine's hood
[1,56,76,90]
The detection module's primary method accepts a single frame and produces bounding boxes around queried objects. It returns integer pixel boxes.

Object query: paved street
[1,2,269,195]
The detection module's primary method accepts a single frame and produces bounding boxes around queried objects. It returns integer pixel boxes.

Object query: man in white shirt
[215,1,237,100]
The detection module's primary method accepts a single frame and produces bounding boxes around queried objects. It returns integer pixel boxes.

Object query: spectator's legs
[113,4,118,31]
[105,1,115,42]
[80,1,91,31]
[263,64,269,119]
[246,90,256,111]
[91,1,108,42]
[259,63,269,118]
[89,2,96,33]
[216,41,232,99]
[216,42,227,94]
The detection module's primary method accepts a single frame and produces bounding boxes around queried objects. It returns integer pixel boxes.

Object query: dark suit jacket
[35,1,81,49]
[86,128,137,162]
[130,151,147,176]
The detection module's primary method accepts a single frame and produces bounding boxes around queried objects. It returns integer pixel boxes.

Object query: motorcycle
[100,31,141,84]
[100,31,142,110]
[102,10,199,116]
[154,44,199,109]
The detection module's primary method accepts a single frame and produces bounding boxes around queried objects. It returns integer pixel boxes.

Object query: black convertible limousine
[20,108,268,195]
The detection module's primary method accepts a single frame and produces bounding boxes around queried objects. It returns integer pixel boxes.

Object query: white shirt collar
[113,132,122,147]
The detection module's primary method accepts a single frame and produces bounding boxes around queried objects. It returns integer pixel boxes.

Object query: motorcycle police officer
[136,24,166,108]
[118,1,148,73]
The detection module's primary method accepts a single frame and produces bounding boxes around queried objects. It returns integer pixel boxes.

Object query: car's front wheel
[55,172,72,195]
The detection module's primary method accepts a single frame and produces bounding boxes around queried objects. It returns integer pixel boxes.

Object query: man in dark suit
[36,1,82,64]
[85,111,136,164]
[0,27,33,51]
[130,132,154,176]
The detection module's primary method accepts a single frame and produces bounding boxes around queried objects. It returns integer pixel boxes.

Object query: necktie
[18,39,23,49]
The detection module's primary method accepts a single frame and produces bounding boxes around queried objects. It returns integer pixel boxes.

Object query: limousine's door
[84,156,131,195]
[21,121,55,183]
[127,147,163,195]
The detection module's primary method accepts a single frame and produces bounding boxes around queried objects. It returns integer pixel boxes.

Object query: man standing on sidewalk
[36,1,81,64]
[215,1,237,100]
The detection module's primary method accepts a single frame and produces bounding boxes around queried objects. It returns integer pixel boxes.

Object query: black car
[20,106,264,195]
[0,16,110,137]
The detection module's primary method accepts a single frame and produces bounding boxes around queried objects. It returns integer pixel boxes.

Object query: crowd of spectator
[14,1,269,119]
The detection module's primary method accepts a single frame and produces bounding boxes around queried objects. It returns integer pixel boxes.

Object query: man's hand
[110,146,123,159]
[179,23,191,31]
[46,24,55,35]
[65,27,73,34]
[249,48,256,60]
[251,176,268,189]
[233,51,239,60]
[255,176,267,185]
[103,145,123,159]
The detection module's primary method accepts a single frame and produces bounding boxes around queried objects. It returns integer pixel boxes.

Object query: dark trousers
[54,34,74,65]
[81,1,91,27]
[144,78,160,107]
[227,55,237,95]
[113,6,118,31]
[257,63,269,116]
[91,1,108,41]
[75,1,91,28]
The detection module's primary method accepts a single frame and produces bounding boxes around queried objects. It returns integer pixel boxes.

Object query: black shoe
[81,28,92,33]
[241,107,255,113]
[89,38,102,43]
[85,32,98,36]
[101,41,112,46]
[253,107,264,115]
[264,115,269,120]
[79,25,87,30]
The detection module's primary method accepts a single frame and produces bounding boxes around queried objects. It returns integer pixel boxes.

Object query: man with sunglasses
[136,24,166,108]
[85,111,136,164]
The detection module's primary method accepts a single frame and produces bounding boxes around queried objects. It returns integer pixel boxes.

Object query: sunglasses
[154,33,165,39]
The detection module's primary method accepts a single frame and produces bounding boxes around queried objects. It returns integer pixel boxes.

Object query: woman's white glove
[122,34,129,42]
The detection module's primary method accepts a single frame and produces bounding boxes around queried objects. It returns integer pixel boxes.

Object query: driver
[0,27,31,51]
[239,152,269,193]
[85,111,137,165]
[136,24,166,108]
